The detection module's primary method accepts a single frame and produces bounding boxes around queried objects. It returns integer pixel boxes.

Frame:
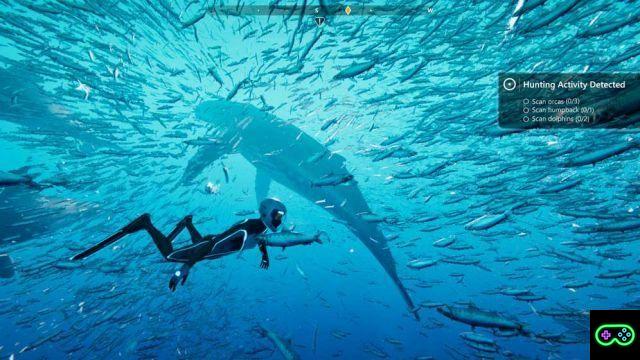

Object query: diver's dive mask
[271,209,284,229]
[259,198,287,231]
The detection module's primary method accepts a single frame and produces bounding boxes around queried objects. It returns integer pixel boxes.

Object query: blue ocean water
[1,1,639,359]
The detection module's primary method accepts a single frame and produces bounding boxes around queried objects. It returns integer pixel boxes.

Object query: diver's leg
[122,214,174,258]
[72,214,191,260]
[184,215,203,243]
[146,215,200,256]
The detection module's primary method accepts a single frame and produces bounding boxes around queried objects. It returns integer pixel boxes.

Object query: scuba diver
[72,198,287,291]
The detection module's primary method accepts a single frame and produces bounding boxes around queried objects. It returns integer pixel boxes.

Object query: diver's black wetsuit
[72,198,287,291]
[72,214,271,291]
[163,217,268,263]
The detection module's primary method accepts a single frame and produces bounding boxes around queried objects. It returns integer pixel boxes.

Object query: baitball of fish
[0,254,15,278]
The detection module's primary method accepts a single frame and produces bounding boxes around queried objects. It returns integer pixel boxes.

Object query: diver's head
[259,198,286,232]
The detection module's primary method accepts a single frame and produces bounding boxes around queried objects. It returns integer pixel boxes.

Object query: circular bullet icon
[523,116,530,122]
[523,107,530,113]
[503,78,517,91]
[523,99,530,104]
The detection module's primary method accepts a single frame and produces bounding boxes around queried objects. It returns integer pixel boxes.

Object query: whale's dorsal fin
[255,168,271,204]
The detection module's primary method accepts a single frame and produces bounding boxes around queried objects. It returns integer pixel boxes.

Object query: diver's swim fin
[71,230,127,260]
[71,214,151,261]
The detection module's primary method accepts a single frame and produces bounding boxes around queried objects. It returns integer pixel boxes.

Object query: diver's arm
[259,242,269,269]
[167,241,211,291]
[169,263,192,291]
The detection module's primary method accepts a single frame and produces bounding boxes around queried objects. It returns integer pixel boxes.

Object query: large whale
[181,99,418,319]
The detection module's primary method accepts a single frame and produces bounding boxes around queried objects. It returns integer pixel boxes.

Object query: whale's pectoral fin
[255,168,271,204]
[181,145,227,185]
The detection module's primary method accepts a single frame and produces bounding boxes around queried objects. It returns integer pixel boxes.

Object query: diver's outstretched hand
[260,256,269,270]
[169,266,190,292]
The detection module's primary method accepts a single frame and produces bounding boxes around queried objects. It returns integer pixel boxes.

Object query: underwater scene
[1,0,640,359]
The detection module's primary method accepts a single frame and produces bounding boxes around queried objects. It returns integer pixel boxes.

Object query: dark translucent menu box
[498,73,640,129]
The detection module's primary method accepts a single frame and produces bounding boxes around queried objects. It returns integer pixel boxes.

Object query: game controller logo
[595,324,635,347]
